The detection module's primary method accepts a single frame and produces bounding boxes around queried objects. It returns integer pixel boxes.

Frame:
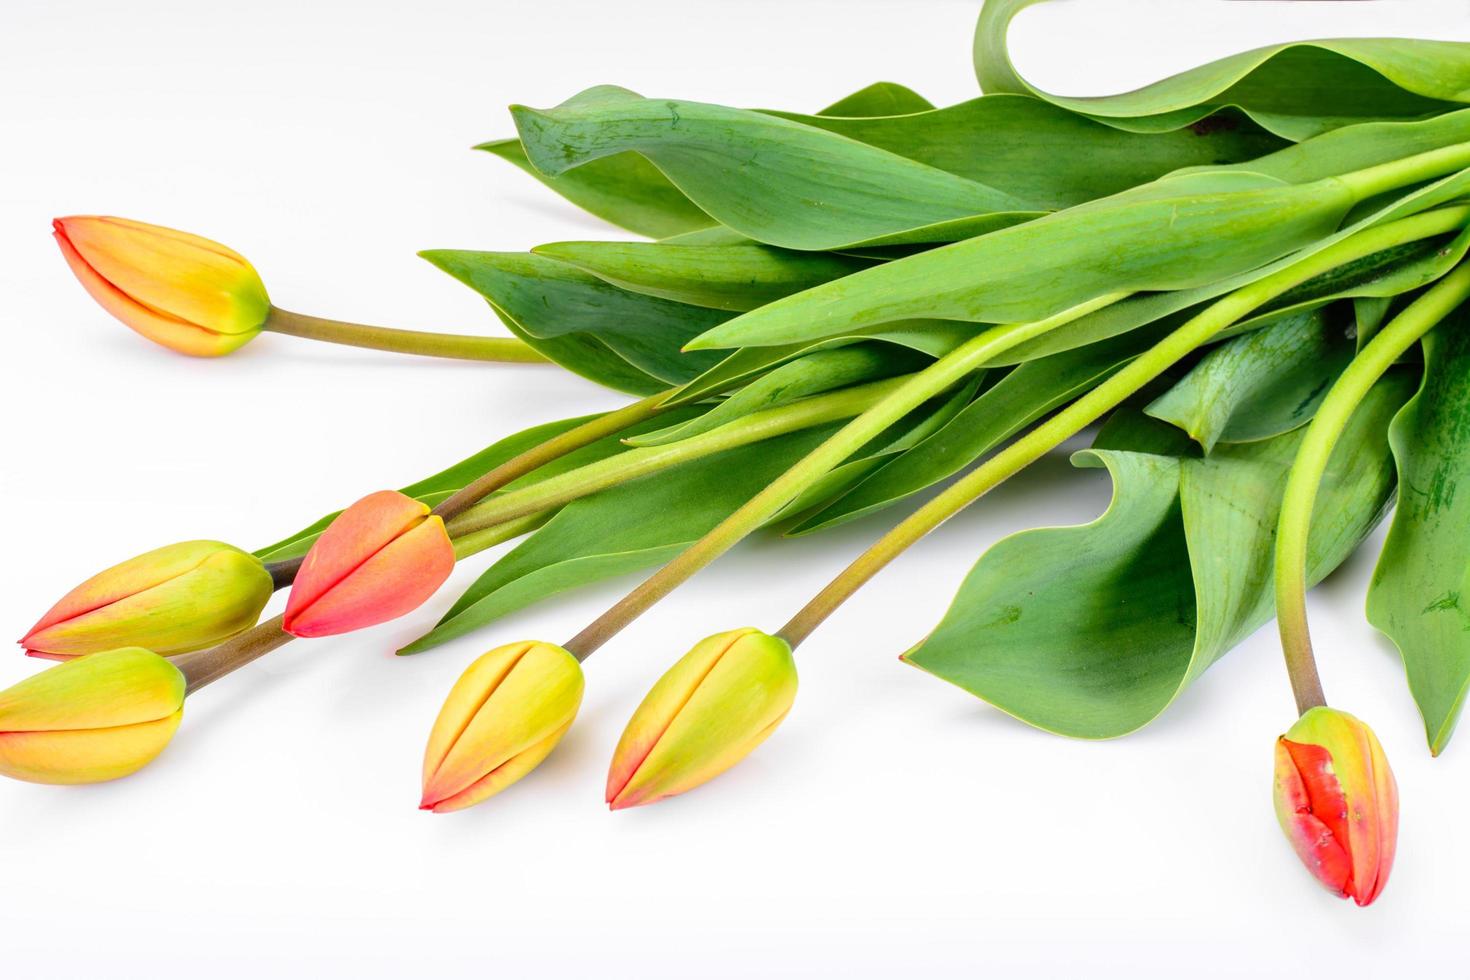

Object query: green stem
[1338,141,1470,203]
[263,307,549,363]
[1272,259,1470,715]
[451,510,554,560]
[433,392,668,522]
[447,374,919,538]
[776,207,1470,649]
[561,291,1131,659]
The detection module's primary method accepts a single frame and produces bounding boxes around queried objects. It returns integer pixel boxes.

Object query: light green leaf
[903,373,1412,738]
[1368,317,1470,753]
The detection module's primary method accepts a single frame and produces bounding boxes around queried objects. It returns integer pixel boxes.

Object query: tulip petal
[426,719,574,813]
[1274,737,1353,898]
[0,712,182,785]
[0,648,185,732]
[55,216,268,336]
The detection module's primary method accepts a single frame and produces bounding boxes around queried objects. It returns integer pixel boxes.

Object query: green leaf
[816,81,935,117]
[770,93,1286,210]
[510,86,1040,250]
[531,240,874,312]
[478,137,714,239]
[421,249,727,391]
[1368,318,1470,753]
[903,372,1413,738]
[975,0,1470,140]
[1145,308,1354,451]
[398,423,842,655]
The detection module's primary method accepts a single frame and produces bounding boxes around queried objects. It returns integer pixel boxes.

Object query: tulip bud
[1273,706,1398,906]
[283,490,455,638]
[0,647,185,784]
[21,541,274,661]
[607,628,796,810]
[53,215,270,357]
[420,641,584,812]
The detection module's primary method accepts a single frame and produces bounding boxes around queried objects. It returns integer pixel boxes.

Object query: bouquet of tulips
[12,0,1470,907]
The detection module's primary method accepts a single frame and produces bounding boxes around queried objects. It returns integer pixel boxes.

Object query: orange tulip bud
[53,215,269,356]
[283,491,454,638]
[1274,707,1398,906]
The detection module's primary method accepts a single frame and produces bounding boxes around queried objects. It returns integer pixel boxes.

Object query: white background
[3,1,1469,976]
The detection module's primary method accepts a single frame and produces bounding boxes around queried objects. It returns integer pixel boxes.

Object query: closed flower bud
[1274,706,1398,906]
[284,490,455,638]
[0,647,185,785]
[21,541,273,661]
[53,215,270,357]
[420,641,584,813]
[607,628,796,811]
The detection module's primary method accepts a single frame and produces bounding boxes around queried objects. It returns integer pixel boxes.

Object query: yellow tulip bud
[607,628,797,810]
[420,641,584,813]
[21,541,274,660]
[0,647,185,785]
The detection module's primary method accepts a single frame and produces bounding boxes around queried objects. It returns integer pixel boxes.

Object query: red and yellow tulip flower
[21,540,273,661]
[283,491,454,638]
[607,628,797,810]
[1274,706,1398,906]
[420,641,584,812]
[0,647,186,785]
[53,215,270,357]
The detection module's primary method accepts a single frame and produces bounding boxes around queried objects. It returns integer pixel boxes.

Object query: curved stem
[263,307,548,363]
[447,374,914,538]
[433,392,668,522]
[1272,260,1470,715]
[561,291,1131,660]
[776,207,1470,649]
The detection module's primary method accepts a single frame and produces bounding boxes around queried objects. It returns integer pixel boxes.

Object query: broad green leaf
[772,93,1286,210]
[1368,318,1470,754]
[904,373,1412,738]
[817,81,935,117]
[398,424,841,655]
[789,324,1169,534]
[975,0,1470,139]
[630,343,928,447]
[1145,308,1353,451]
[421,249,727,391]
[478,137,713,239]
[532,240,874,312]
[510,86,1041,250]
[475,80,935,239]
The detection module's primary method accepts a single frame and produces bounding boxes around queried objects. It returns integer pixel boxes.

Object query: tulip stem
[1273,259,1470,715]
[775,208,1470,651]
[264,557,304,589]
[560,291,1133,661]
[263,307,549,363]
[178,615,293,694]
[432,391,669,521]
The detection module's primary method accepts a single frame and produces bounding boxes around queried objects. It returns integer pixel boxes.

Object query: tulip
[53,215,270,357]
[0,647,185,784]
[283,490,454,638]
[21,540,274,661]
[1273,706,1398,906]
[420,641,584,812]
[607,628,796,810]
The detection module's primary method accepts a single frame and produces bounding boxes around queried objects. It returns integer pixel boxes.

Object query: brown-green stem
[264,307,548,363]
